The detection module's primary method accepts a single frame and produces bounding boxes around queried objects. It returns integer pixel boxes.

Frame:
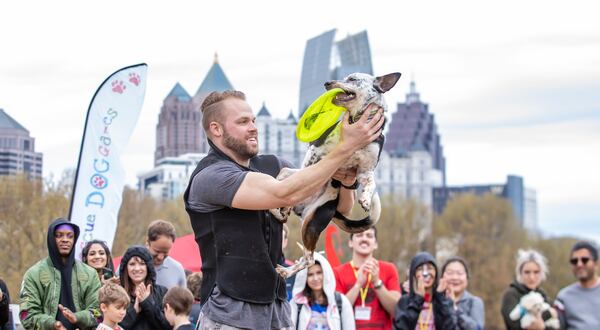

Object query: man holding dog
[556,241,600,329]
[334,226,401,330]
[184,90,384,329]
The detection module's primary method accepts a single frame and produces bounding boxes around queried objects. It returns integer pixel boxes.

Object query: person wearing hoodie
[118,245,171,330]
[393,252,457,330]
[20,218,101,330]
[291,253,355,330]
[500,249,558,330]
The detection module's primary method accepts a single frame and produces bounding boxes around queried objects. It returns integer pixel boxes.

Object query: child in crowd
[163,286,195,330]
[97,283,129,330]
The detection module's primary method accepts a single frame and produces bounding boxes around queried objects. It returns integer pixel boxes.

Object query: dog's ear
[374,72,401,93]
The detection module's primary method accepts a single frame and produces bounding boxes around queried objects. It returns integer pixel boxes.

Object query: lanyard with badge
[351,261,372,320]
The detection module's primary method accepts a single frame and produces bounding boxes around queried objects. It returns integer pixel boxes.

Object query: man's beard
[223,130,258,159]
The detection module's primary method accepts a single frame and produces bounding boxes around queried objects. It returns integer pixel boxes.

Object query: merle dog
[272,72,401,278]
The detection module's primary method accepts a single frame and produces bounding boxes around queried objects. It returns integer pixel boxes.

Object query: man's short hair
[147,219,176,242]
[571,241,599,261]
[163,286,194,316]
[201,90,246,133]
[186,272,203,301]
[349,226,378,241]
[98,283,129,308]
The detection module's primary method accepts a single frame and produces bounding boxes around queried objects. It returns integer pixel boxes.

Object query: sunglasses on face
[570,257,591,266]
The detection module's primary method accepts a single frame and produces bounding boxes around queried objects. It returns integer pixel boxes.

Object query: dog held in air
[272,72,401,278]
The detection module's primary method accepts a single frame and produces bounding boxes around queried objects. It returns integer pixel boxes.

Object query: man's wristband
[341,180,359,190]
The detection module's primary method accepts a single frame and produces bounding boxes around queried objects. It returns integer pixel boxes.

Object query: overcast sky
[1,1,599,242]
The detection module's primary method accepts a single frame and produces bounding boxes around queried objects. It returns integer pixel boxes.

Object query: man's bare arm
[232,108,384,210]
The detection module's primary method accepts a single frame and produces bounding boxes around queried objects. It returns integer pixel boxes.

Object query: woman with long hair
[291,253,355,330]
[118,245,170,330]
[81,240,117,283]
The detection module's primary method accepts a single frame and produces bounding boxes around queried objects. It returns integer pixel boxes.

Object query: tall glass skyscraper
[298,29,373,117]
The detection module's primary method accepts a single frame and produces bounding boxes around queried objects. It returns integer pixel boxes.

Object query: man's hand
[332,167,358,187]
[356,262,369,288]
[339,105,384,154]
[58,304,77,324]
[53,321,67,330]
[363,258,380,285]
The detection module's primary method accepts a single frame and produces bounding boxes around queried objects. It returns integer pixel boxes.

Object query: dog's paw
[270,207,291,223]
[358,197,371,212]
[275,265,291,279]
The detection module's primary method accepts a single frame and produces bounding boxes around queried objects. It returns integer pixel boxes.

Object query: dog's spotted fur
[272,72,401,278]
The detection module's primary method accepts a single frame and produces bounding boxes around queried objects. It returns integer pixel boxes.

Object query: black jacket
[184,141,287,304]
[119,245,170,330]
[394,252,457,330]
[0,279,10,330]
[500,281,553,330]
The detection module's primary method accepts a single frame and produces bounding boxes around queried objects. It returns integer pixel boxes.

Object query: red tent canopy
[113,234,202,273]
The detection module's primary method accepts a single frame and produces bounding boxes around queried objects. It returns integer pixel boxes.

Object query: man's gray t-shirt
[556,282,600,329]
[155,256,187,289]
[189,157,294,329]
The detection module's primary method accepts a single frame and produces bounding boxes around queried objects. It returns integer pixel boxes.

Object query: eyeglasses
[570,257,590,266]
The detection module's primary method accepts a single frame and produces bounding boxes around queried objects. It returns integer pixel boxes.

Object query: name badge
[355,306,372,320]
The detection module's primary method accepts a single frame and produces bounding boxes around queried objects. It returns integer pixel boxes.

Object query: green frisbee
[297,88,347,142]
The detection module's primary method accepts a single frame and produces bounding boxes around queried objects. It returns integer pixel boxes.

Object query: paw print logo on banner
[90,174,108,189]
[111,80,126,94]
[128,72,141,86]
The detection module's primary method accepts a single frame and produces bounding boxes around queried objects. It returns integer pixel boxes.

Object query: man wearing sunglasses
[556,241,600,329]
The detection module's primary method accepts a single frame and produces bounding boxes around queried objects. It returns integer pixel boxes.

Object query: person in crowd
[183,90,382,329]
[334,226,401,329]
[501,249,558,330]
[163,286,195,330]
[20,218,101,330]
[185,272,203,327]
[291,252,355,330]
[0,277,11,329]
[146,220,187,289]
[118,245,170,330]
[96,283,129,330]
[393,252,457,330]
[440,257,485,330]
[556,241,600,329]
[82,240,118,284]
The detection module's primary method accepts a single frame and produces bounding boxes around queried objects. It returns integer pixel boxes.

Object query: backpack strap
[296,303,302,330]
[335,291,343,323]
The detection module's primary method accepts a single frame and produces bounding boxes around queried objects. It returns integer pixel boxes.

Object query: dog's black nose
[324,81,334,89]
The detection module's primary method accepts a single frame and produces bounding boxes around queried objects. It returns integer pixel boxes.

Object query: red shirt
[334,260,400,330]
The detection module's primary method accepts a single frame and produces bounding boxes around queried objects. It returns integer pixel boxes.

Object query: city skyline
[1,1,599,242]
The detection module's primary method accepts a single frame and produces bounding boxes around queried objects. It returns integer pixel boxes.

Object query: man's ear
[209,122,223,137]
[374,72,401,93]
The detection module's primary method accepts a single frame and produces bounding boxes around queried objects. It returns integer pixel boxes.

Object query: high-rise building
[385,81,446,184]
[0,108,43,178]
[154,54,234,164]
[298,29,373,117]
[255,103,306,167]
[432,175,538,231]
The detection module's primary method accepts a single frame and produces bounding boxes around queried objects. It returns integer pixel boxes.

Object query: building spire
[214,52,219,64]
[406,76,420,104]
